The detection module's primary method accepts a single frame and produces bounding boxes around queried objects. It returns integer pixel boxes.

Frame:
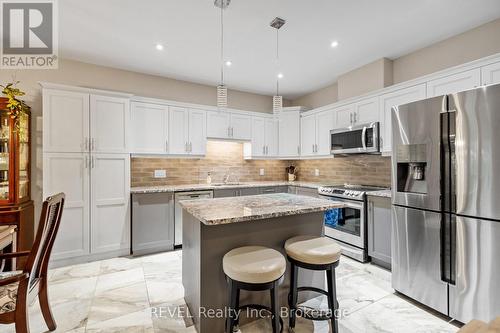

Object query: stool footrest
[236,305,283,333]
[297,286,329,297]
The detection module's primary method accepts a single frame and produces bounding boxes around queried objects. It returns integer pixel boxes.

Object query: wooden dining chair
[0,193,65,333]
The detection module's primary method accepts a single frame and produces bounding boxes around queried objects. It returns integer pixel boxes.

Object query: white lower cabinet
[44,153,90,260]
[44,152,130,264]
[90,154,130,254]
[379,84,427,154]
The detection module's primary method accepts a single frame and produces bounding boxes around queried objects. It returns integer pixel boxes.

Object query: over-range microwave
[330,122,380,155]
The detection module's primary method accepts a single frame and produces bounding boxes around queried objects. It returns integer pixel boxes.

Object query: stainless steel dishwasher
[174,190,213,246]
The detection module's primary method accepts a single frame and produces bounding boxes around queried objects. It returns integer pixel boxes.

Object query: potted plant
[0,81,30,133]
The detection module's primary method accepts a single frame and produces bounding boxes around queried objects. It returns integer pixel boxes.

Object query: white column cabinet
[379,84,427,154]
[130,102,169,154]
[278,111,300,157]
[481,62,500,86]
[188,109,207,155]
[91,154,130,254]
[426,69,481,97]
[43,89,90,153]
[90,95,130,153]
[43,153,90,260]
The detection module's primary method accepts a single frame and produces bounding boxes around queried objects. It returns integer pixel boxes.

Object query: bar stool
[284,235,341,332]
[223,246,286,333]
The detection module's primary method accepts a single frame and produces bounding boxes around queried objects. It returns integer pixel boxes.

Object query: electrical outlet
[259,168,265,176]
[154,170,167,178]
[314,169,320,177]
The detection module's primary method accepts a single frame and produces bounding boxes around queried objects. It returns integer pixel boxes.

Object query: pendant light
[270,17,285,114]
[215,0,230,109]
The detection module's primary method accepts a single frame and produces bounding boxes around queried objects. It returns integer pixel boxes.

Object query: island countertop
[179,193,343,225]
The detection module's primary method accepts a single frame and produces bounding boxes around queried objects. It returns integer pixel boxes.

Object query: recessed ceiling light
[156,43,164,51]
[225,60,232,67]
[277,73,284,79]
[330,40,339,48]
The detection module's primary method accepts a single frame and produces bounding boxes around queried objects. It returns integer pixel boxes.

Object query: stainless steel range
[318,184,385,262]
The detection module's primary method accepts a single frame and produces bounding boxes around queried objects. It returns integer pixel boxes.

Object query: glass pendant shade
[217,85,228,109]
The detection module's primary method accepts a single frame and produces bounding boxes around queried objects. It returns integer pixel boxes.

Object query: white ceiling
[60,0,500,99]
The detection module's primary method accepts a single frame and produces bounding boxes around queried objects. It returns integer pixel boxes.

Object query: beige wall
[338,58,393,100]
[291,83,338,109]
[293,18,500,108]
[393,18,500,84]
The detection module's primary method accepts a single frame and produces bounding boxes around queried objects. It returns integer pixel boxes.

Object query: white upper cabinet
[168,106,190,155]
[426,69,481,97]
[188,109,207,155]
[43,89,90,153]
[316,110,334,155]
[278,111,300,157]
[250,117,277,157]
[334,104,355,128]
[300,114,316,157]
[230,114,252,140]
[130,102,169,154]
[207,111,251,140]
[481,62,500,86]
[207,111,230,138]
[91,153,130,254]
[354,97,379,124]
[90,95,130,153]
[379,84,427,154]
[301,110,334,157]
[168,107,206,155]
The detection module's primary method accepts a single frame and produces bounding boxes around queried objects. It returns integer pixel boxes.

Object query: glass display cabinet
[0,97,34,268]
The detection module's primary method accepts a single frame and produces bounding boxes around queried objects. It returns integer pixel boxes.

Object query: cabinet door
[130,102,168,154]
[251,117,266,157]
[206,111,230,139]
[278,111,300,157]
[91,153,130,254]
[426,69,481,97]
[265,119,279,156]
[334,104,354,128]
[481,62,500,86]
[90,95,130,153]
[316,110,334,155]
[168,107,189,154]
[355,97,379,124]
[188,109,207,155]
[230,114,252,140]
[213,189,239,198]
[296,187,319,198]
[239,187,260,196]
[43,89,89,153]
[380,84,426,154]
[43,153,90,260]
[300,114,316,156]
[367,196,392,268]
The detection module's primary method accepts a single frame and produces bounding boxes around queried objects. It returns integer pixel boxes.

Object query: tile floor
[0,250,459,332]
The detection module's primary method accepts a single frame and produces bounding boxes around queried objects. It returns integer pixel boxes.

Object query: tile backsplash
[131,141,289,187]
[131,141,392,188]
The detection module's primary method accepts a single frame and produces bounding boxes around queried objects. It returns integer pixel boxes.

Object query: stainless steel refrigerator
[391,83,500,323]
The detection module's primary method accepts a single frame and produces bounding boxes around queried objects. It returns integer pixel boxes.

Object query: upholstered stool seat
[223,246,286,333]
[223,246,286,284]
[285,235,341,332]
[285,235,341,265]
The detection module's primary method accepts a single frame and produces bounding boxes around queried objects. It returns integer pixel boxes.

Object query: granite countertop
[178,193,344,225]
[130,181,327,194]
[366,189,392,198]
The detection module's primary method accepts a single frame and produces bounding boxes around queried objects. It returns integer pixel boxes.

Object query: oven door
[330,122,379,154]
[322,196,365,248]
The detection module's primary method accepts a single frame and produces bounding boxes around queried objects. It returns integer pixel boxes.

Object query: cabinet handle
[354,112,358,124]
[84,156,88,169]
[263,146,266,155]
[165,140,168,152]
[185,142,188,152]
[84,137,89,151]
[90,138,96,151]
[91,156,95,169]
[189,142,192,152]
[297,146,300,154]
[231,127,234,137]
[350,113,353,125]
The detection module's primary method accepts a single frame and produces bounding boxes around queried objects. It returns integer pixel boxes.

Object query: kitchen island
[180,193,343,332]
